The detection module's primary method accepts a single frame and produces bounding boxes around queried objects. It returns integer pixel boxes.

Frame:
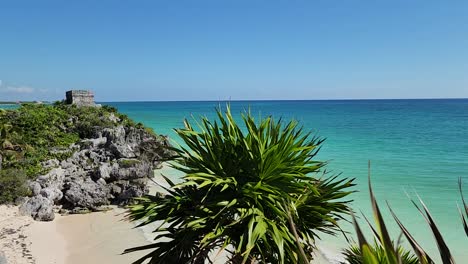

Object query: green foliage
[125,106,355,264]
[101,104,118,113]
[2,104,79,148]
[346,162,465,264]
[0,169,30,203]
[0,103,150,177]
[343,245,419,264]
[55,104,118,138]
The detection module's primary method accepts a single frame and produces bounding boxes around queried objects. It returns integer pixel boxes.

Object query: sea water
[107,100,468,261]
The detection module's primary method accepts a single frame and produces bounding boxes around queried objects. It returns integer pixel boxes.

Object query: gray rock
[81,136,107,149]
[60,160,74,169]
[116,184,148,202]
[96,178,107,185]
[108,143,137,159]
[70,207,91,214]
[18,119,174,220]
[19,196,55,221]
[89,151,104,164]
[40,187,63,202]
[103,126,126,145]
[36,204,55,221]
[97,163,111,180]
[41,158,59,169]
[29,181,42,196]
[109,184,122,195]
[63,179,111,209]
[111,159,151,180]
[36,167,66,189]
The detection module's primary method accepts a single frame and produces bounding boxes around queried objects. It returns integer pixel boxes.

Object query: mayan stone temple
[65,90,96,106]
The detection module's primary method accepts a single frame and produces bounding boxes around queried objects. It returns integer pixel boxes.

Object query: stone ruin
[65,90,96,106]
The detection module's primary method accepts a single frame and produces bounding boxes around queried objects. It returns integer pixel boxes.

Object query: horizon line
[96,97,468,103]
[3,97,468,104]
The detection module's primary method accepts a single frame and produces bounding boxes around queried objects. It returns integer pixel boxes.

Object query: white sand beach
[1,205,150,264]
[1,207,334,264]
[0,167,338,264]
[0,205,34,264]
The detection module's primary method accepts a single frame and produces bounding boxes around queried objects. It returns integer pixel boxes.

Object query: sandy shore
[0,166,338,263]
[26,214,66,264]
[1,205,152,264]
[28,208,150,264]
[0,205,34,264]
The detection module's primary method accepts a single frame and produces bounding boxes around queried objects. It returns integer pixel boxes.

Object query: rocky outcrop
[19,196,55,221]
[19,125,173,221]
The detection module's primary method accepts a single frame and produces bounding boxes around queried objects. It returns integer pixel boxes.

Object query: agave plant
[342,244,419,264]
[345,162,466,264]
[124,105,355,264]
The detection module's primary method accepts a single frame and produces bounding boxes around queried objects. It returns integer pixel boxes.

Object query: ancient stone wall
[65,90,95,106]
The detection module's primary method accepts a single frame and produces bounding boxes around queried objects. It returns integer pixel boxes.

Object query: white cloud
[0,80,53,101]
[1,86,35,94]
[0,80,38,94]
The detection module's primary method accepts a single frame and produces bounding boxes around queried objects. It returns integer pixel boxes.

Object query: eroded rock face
[63,179,111,209]
[19,196,55,221]
[21,125,174,221]
[40,187,63,203]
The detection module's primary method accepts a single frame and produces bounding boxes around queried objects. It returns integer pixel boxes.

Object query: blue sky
[0,1,467,101]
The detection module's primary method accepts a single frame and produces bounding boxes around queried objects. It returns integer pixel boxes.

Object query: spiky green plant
[124,105,355,264]
[342,244,419,264]
[346,162,465,264]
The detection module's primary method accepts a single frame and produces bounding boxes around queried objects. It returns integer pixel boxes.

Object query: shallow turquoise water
[107,100,468,261]
[0,104,19,110]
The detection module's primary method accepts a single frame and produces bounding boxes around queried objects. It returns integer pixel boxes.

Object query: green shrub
[342,245,419,264]
[101,104,118,113]
[0,169,30,203]
[125,106,355,264]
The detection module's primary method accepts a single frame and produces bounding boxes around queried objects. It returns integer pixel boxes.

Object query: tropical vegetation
[125,106,355,264]
[342,245,419,264]
[0,102,152,203]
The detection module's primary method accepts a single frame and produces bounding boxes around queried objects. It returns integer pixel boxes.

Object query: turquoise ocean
[104,99,468,262]
[103,99,468,262]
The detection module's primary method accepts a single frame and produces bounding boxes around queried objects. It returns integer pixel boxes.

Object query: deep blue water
[66,100,468,259]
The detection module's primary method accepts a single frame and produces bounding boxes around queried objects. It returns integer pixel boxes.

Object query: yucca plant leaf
[361,244,380,264]
[410,196,455,264]
[367,162,399,263]
[387,202,434,264]
[458,177,468,237]
[352,214,370,253]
